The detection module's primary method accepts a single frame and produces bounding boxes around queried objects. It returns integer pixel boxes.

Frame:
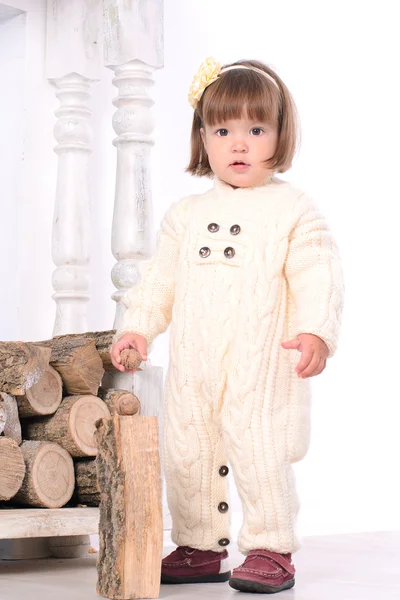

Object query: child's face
[200,116,278,188]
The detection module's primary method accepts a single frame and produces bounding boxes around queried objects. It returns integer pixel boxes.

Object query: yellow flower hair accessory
[188,57,221,109]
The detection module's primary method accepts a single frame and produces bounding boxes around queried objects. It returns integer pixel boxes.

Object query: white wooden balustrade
[0,0,169,550]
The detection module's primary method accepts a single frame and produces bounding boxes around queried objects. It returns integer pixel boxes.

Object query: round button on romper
[199,247,211,258]
[218,502,229,513]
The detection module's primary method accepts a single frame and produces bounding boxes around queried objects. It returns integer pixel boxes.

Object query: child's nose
[232,138,248,152]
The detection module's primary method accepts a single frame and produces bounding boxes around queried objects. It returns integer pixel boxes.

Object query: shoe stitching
[162,558,191,567]
[234,567,287,580]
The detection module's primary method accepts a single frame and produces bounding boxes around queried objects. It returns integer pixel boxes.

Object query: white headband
[188,57,279,109]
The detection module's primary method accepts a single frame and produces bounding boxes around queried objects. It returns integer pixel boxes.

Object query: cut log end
[98,388,141,417]
[24,395,111,458]
[0,437,26,501]
[70,396,111,456]
[17,366,63,417]
[13,441,75,508]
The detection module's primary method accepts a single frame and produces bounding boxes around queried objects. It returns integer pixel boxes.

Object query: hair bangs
[201,69,281,128]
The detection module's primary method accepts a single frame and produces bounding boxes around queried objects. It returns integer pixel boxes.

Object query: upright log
[0,342,51,395]
[32,338,104,395]
[0,393,22,444]
[13,441,75,508]
[0,437,26,501]
[24,395,110,457]
[95,415,162,599]
[16,366,62,417]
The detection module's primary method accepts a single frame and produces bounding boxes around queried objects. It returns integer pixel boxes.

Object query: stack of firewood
[0,331,142,509]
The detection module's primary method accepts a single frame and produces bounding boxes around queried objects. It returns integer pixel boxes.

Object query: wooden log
[54,330,116,371]
[51,330,144,372]
[0,437,26,501]
[16,366,62,417]
[0,342,51,395]
[74,459,99,506]
[97,387,141,417]
[31,337,104,395]
[12,441,75,508]
[95,415,162,599]
[24,395,111,457]
[0,393,22,444]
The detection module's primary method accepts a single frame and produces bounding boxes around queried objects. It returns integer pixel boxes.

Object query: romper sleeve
[113,196,190,347]
[283,193,345,358]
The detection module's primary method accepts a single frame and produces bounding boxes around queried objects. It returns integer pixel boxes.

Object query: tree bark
[52,330,115,371]
[95,415,162,599]
[31,337,104,396]
[12,441,75,508]
[0,393,22,444]
[0,437,26,501]
[73,459,99,506]
[16,366,62,417]
[24,395,110,457]
[0,342,51,395]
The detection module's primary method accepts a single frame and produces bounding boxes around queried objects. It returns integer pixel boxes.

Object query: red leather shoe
[229,549,295,593]
[161,545,231,584]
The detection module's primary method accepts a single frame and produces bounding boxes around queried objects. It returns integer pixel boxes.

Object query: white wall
[0,9,25,341]
[0,0,399,538]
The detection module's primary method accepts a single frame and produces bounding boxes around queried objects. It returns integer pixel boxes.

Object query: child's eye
[251,128,264,135]
[216,128,229,136]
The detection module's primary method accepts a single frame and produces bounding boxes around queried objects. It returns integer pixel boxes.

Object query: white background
[0,0,399,538]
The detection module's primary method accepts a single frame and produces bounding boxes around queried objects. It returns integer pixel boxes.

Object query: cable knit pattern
[115,176,344,554]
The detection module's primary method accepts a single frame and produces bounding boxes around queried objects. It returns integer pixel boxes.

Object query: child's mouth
[230,162,250,171]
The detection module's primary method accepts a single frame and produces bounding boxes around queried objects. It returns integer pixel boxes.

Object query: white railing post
[46,0,103,336]
[102,0,170,528]
[103,0,164,330]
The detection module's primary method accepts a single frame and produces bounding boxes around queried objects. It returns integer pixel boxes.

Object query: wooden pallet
[0,507,99,539]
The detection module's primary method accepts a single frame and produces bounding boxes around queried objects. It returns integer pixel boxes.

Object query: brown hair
[186,59,301,178]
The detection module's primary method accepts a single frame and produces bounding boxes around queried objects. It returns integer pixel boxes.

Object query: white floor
[0,531,399,599]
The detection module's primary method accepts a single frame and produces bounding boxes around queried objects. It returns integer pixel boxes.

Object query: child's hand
[281,333,328,379]
[110,333,148,373]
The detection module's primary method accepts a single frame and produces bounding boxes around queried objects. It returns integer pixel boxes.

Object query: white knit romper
[116,176,344,555]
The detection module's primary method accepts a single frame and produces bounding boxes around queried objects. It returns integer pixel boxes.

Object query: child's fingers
[298,352,320,378]
[296,348,314,376]
[313,358,326,377]
[281,339,300,349]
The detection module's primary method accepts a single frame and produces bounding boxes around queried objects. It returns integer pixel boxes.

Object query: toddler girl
[111,57,344,594]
